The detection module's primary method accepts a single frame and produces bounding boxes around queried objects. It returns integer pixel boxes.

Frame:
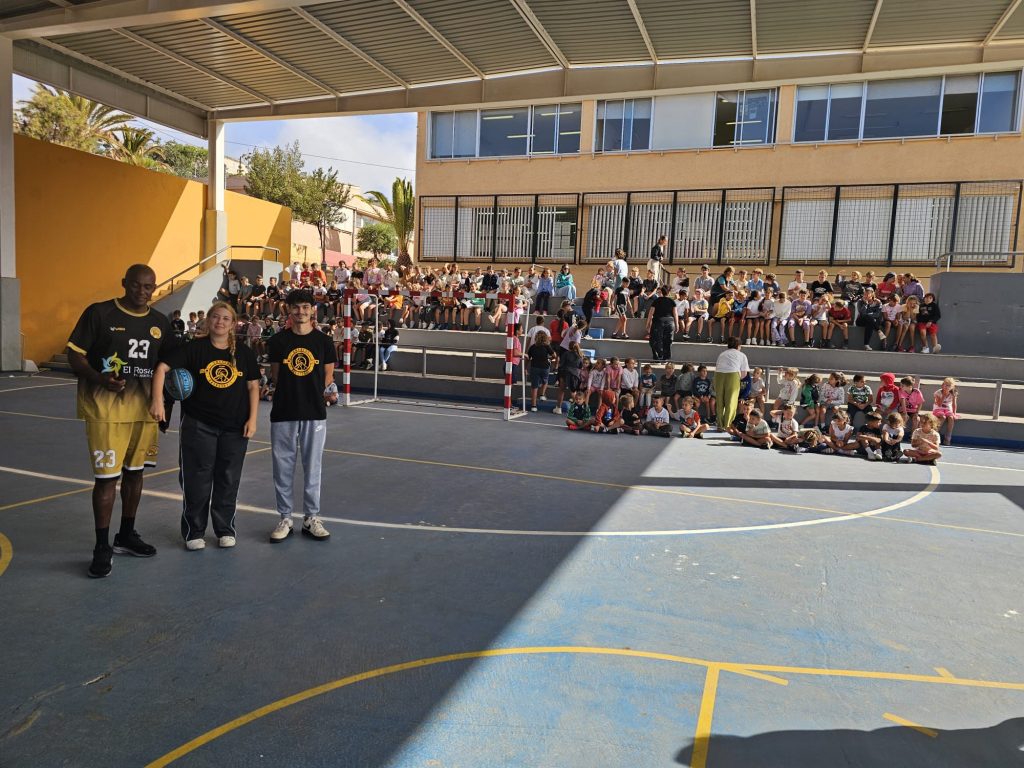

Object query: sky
[12,74,417,195]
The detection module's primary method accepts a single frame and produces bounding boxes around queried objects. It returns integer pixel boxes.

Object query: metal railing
[935,251,1022,271]
[155,244,282,295]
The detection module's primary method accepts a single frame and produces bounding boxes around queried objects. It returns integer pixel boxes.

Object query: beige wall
[415,85,1024,276]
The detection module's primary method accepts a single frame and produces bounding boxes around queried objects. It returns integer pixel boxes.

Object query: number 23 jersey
[67,299,173,423]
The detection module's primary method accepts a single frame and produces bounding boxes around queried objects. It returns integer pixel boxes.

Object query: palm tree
[109,127,169,171]
[360,177,415,268]
[15,84,133,153]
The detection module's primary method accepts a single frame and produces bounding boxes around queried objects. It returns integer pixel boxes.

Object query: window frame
[427,103,583,160]
[593,97,654,153]
[792,69,1024,144]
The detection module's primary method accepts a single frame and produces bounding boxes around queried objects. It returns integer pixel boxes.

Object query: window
[479,107,529,157]
[429,110,477,159]
[940,75,979,135]
[595,98,651,152]
[979,71,1020,133]
[863,78,942,139]
[530,103,582,155]
[713,89,777,147]
[827,83,863,141]
[794,85,827,142]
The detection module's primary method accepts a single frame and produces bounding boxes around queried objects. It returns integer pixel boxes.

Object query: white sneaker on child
[921,347,930,354]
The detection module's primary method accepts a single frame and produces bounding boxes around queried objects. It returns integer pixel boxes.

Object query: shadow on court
[676,717,1024,767]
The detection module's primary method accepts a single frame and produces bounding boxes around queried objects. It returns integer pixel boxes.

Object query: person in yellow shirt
[712,290,734,344]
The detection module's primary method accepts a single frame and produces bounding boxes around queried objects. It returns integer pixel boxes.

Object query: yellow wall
[14,135,291,362]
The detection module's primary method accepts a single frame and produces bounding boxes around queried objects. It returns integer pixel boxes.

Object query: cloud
[273,113,417,196]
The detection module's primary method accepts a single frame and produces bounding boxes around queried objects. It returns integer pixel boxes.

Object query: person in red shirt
[825,299,852,349]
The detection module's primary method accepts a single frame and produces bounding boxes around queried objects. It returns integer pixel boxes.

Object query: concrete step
[358,343,1024,418]
[336,368,1023,448]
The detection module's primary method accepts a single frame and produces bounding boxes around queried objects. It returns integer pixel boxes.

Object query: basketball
[164,368,194,401]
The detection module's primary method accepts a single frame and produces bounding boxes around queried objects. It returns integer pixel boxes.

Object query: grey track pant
[270,419,327,519]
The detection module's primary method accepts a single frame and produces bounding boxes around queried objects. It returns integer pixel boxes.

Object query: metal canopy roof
[4,0,1024,138]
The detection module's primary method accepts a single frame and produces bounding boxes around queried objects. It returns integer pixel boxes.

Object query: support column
[204,119,227,261]
[0,38,22,371]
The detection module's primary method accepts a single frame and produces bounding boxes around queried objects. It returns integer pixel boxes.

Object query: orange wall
[14,135,291,362]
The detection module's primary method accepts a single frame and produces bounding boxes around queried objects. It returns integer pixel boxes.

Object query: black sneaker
[112,530,157,557]
[88,547,113,578]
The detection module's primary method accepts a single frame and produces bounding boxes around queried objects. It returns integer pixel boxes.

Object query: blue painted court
[0,374,1022,767]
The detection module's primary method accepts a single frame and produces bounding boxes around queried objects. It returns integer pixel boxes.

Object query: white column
[203,119,227,260]
[0,38,22,370]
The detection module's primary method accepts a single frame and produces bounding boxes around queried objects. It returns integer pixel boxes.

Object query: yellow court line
[0,532,12,578]
[0,409,79,422]
[725,666,789,686]
[691,665,720,768]
[941,461,1024,473]
[321,447,842,515]
[934,667,955,679]
[0,486,92,512]
[144,645,1024,768]
[874,515,1024,539]
[882,712,939,738]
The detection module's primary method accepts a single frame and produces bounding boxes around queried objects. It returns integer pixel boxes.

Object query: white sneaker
[794,446,806,454]
[185,538,205,551]
[921,347,930,354]
[530,406,538,412]
[218,536,236,548]
[933,343,941,353]
[270,517,293,542]
[379,362,388,370]
[302,517,330,540]
[539,395,548,401]
[899,455,913,463]
[871,449,883,461]
[864,345,872,351]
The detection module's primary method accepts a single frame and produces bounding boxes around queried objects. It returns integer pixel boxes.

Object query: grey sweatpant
[270,419,327,519]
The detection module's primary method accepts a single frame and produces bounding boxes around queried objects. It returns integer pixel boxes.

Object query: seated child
[774,367,800,413]
[899,375,924,432]
[741,409,773,449]
[748,367,766,412]
[324,380,339,407]
[644,395,673,437]
[615,394,644,435]
[259,372,274,402]
[727,398,752,442]
[566,390,594,431]
[639,364,657,411]
[593,390,619,433]
[678,396,706,439]
[846,373,873,429]
[856,411,884,461]
[824,411,858,455]
[769,404,804,452]
[901,413,942,464]
[799,373,822,428]
[692,365,715,423]
[881,412,905,462]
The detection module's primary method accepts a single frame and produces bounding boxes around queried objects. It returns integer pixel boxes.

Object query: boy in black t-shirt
[857,411,885,461]
[267,289,338,543]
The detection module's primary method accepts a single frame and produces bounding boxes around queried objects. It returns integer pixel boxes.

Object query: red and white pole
[503,291,514,421]
[342,288,353,406]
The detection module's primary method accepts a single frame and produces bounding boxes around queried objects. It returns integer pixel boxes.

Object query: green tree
[357,221,397,260]
[360,177,415,268]
[109,127,169,171]
[294,167,352,262]
[159,140,209,179]
[14,83,132,152]
[242,141,304,209]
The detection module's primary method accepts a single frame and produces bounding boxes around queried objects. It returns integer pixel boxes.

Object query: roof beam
[749,0,758,58]
[507,0,571,69]
[23,38,213,112]
[391,0,485,79]
[864,0,883,52]
[0,1,322,38]
[625,0,657,63]
[291,7,411,89]
[113,28,275,105]
[198,17,339,96]
[984,0,1024,46]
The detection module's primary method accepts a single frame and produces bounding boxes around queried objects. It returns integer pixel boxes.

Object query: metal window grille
[580,193,628,263]
[779,186,834,264]
[891,183,956,263]
[454,196,497,262]
[953,181,1021,257]
[494,195,534,262]
[627,192,673,263]
[722,189,775,263]
[834,185,894,264]
[418,196,457,262]
[671,190,723,264]
[536,194,579,263]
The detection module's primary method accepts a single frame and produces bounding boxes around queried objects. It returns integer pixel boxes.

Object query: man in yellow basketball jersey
[67,264,176,578]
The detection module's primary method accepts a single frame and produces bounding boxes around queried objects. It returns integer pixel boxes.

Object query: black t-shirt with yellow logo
[165,338,260,431]
[268,328,337,423]
[67,299,175,423]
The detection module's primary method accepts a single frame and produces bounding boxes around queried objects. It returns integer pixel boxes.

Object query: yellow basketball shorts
[85,421,160,479]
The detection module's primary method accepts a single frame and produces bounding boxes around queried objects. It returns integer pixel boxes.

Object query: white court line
[0,382,77,394]
[0,463,942,538]
[941,461,1024,473]
[352,404,564,428]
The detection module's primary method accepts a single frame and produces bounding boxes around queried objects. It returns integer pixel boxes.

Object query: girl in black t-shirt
[151,301,260,551]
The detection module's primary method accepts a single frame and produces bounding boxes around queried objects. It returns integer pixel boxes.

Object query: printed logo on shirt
[201,361,242,389]
[283,347,318,376]
[101,354,127,376]
[150,326,162,340]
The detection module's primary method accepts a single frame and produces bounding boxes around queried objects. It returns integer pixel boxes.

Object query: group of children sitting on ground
[555,357,958,464]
